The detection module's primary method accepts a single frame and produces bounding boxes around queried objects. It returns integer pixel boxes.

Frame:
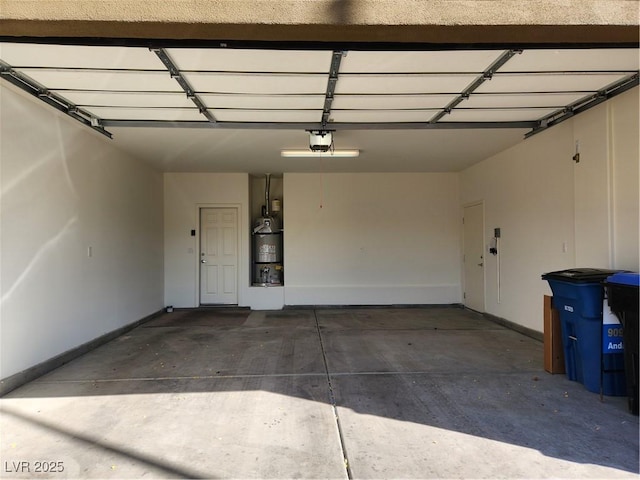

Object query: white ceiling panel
[476,73,630,93]
[330,110,438,123]
[56,91,193,108]
[501,48,640,72]
[17,69,178,91]
[87,107,205,121]
[332,94,456,109]
[340,50,505,73]
[0,43,164,69]
[200,94,324,109]
[335,74,476,94]
[444,108,558,122]
[167,48,333,72]
[187,73,327,94]
[465,92,588,108]
[212,109,321,122]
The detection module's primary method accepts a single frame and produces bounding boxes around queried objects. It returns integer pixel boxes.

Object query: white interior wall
[573,101,613,266]
[611,88,640,269]
[164,172,461,309]
[164,173,251,308]
[0,83,164,380]
[460,87,639,333]
[283,172,461,305]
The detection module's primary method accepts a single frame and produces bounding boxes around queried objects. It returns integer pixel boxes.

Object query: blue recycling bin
[542,268,626,396]
[604,273,639,414]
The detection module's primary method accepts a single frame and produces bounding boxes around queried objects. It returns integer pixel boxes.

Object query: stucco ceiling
[0,42,637,173]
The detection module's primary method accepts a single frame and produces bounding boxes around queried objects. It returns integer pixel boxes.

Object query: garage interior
[1,1,639,478]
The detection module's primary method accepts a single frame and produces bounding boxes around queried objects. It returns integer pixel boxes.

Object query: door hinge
[462,217,465,224]
[463,292,466,299]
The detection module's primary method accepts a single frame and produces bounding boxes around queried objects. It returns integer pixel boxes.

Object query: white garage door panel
[187,73,327,94]
[332,94,456,109]
[501,49,640,72]
[201,94,325,110]
[213,109,321,122]
[340,50,505,73]
[60,91,193,108]
[18,69,177,92]
[477,73,629,93]
[332,109,438,123]
[87,107,204,121]
[446,108,559,122]
[0,43,163,69]
[167,48,332,73]
[335,74,477,94]
[464,93,588,109]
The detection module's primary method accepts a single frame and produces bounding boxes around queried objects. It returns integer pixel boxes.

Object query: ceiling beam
[102,120,536,130]
[430,49,522,123]
[321,50,343,128]
[151,47,216,123]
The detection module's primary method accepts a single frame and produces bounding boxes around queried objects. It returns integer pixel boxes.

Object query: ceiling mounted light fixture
[280,149,360,158]
[281,130,359,157]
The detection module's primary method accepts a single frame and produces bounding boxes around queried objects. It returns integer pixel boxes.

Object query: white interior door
[200,208,238,305]
[463,203,485,312]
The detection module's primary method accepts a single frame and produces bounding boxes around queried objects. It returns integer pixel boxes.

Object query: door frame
[194,204,242,306]
[462,200,486,312]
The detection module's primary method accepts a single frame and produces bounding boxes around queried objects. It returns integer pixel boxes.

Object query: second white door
[463,203,485,312]
[200,208,238,305]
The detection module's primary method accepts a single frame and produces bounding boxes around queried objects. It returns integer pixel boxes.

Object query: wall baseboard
[482,311,543,342]
[0,309,163,397]
[284,303,464,310]
[284,284,461,306]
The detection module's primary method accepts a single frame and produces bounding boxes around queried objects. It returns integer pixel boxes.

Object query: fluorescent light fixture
[281,149,360,158]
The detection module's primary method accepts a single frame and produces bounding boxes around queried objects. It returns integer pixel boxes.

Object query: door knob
[477,262,484,267]
[201,259,207,263]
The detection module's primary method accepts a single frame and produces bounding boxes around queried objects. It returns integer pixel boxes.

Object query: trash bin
[542,268,626,396]
[604,272,639,415]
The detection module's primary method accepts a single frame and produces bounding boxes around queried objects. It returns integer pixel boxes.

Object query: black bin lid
[542,268,624,283]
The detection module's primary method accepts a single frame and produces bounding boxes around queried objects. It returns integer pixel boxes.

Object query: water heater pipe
[264,173,271,217]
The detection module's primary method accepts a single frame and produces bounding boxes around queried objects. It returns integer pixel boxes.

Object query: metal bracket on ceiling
[321,50,344,128]
[525,72,639,138]
[429,49,522,124]
[151,47,217,124]
[0,59,112,138]
[101,119,538,130]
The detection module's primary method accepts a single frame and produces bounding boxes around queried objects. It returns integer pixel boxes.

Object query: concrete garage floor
[1,307,638,479]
